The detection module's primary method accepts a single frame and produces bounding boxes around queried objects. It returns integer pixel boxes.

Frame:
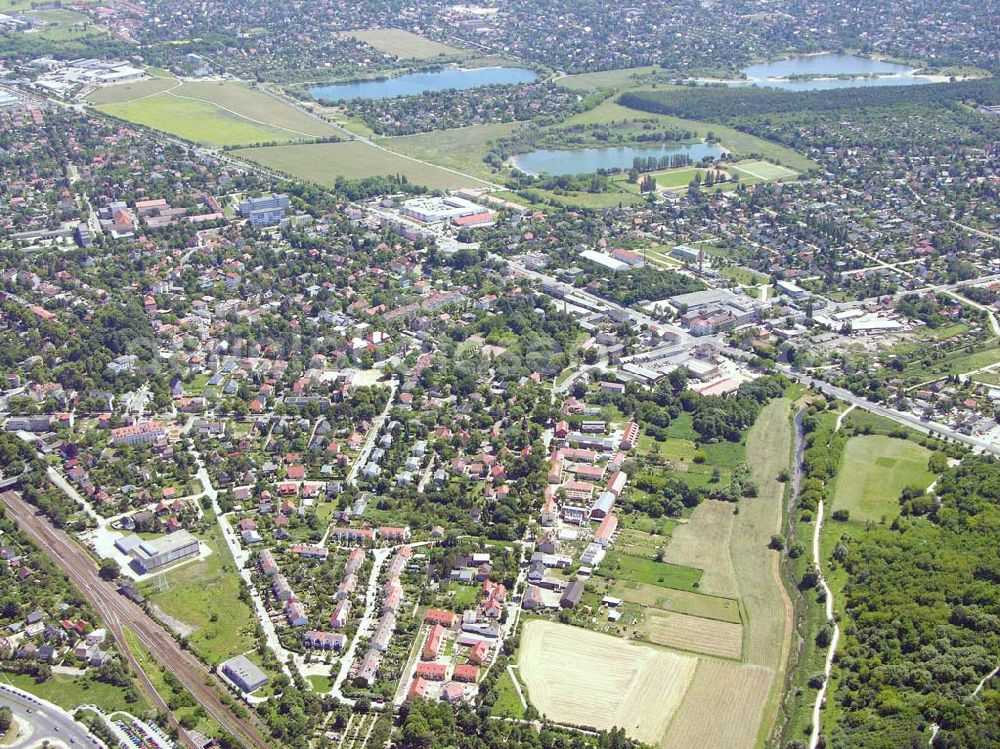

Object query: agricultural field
[832,435,935,522]
[87,77,180,104]
[643,610,743,659]
[661,501,738,597]
[662,661,775,749]
[346,28,466,60]
[518,620,697,742]
[93,81,340,146]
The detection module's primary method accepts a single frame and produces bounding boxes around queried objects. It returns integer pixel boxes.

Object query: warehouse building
[129,530,200,573]
[221,654,269,694]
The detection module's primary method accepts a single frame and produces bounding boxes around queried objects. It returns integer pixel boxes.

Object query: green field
[516,187,646,209]
[490,668,527,718]
[729,159,799,181]
[346,28,466,59]
[0,669,146,714]
[381,121,518,182]
[832,435,936,523]
[599,551,703,591]
[94,82,340,146]
[234,141,488,190]
[556,67,663,91]
[143,523,257,664]
[22,8,102,40]
[611,580,742,623]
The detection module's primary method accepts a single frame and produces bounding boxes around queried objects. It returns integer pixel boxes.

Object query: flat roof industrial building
[399,196,489,224]
[128,530,200,573]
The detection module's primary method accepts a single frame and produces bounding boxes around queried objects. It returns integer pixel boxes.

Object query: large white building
[399,196,488,224]
[129,530,200,573]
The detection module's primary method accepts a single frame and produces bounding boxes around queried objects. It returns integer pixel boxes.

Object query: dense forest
[618,79,1000,124]
[827,455,1000,748]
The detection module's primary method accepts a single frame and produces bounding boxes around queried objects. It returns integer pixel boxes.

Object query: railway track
[0,490,272,749]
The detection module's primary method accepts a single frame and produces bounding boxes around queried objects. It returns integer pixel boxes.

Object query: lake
[309,66,538,101]
[736,53,931,91]
[512,142,726,176]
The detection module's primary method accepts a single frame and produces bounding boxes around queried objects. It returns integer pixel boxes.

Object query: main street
[778,367,1000,455]
[0,683,102,749]
[0,490,273,749]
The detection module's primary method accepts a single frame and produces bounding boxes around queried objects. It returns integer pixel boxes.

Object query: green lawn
[490,668,526,718]
[0,669,146,714]
[599,550,703,591]
[143,522,257,664]
[346,28,466,60]
[233,141,488,190]
[833,435,936,523]
[307,674,332,692]
[720,266,768,285]
[22,8,102,40]
[445,582,481,611]
[515,187,645,209]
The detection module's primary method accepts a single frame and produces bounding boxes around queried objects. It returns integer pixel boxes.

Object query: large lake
[735,53,931,91]
[512,142,726,177]
[309,66,538,101]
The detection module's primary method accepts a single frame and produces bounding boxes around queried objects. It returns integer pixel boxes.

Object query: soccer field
[730,159,799,181]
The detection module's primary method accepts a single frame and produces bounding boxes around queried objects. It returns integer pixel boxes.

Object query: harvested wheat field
[519,620,697,742]
[644,611,743,659]
[662,500,738,597]
[662,660,774,749]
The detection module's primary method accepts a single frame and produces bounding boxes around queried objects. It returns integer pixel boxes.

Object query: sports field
[234,141,488,190]
[730,159,799,181]
[644,610,743,659]
[93,81,340,146]
[833,435,935,522]
[346,28,465,59]
[519,620,697,742]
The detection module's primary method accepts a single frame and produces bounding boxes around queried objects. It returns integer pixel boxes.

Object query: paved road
[780,367,1000,455]
[0,490,272,749]
[0,684,103,749]
[330,547,391,704]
